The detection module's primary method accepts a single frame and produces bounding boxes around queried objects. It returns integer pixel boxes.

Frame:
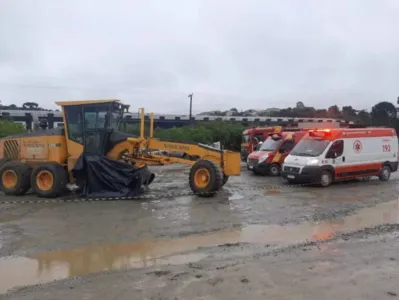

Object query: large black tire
[0,158,8,169]
[269,163,281,176]
[319,170,333,187]
[0,161,31,195]
[222,174,229,186]
[31,163,68,198]
[189,160,223,197]
[379,165,391,182]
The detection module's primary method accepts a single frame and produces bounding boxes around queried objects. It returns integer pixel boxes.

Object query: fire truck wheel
[319,170,332,187]
[379,165,391,181]
[269,164,281,176]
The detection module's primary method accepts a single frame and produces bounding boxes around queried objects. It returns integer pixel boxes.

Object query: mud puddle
[1,199,399,294]
[0,215,23,223]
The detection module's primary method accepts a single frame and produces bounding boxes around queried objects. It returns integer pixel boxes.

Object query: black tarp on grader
[72,154,155,198]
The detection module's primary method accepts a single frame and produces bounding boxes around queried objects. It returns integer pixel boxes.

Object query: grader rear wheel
[0,162,31,195]
[31,163,68,198]
[189,160,223,197]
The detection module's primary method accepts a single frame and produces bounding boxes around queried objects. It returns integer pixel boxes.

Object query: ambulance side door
[325,139,345,177]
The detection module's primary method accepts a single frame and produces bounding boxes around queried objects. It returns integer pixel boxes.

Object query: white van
[281,128,398,187]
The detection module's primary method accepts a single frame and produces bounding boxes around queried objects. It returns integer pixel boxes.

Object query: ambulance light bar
[308,129,331,137]
[269,133,282,140]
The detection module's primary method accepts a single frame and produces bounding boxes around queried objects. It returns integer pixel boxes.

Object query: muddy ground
[0,163,399,299]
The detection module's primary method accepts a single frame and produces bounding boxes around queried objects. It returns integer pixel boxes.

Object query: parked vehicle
[281,128,399,187]
[240,120,352,162]
[241,126,282,161]
[247,131,308,176]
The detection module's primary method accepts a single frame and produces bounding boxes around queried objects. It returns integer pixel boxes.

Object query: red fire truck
[241,120,358,161]
[241,126,282,161]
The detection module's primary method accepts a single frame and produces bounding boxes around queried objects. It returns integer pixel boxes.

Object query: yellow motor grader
[0,99,241,198]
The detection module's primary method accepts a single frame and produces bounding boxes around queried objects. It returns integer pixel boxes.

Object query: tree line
[0,101,398,151]
[0,102,56,111]
[200,100,398,123]
[125,101,399,151]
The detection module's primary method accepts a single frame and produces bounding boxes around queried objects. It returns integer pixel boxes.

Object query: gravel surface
[1,163,399,299]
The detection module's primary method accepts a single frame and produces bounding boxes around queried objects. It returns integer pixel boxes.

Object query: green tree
[357,110,371,125]
[22,102,39,110]
[371,101,397,127]
[296,101,305,108]
[327,105,341,118]
[314,109,328,118]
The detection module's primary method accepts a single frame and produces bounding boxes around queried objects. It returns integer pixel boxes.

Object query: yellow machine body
[0,100,241,198]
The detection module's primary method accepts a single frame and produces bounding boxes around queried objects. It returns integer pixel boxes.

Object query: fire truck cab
[281,128,398,186]
[247,131,308,176]
[241,126,282,161]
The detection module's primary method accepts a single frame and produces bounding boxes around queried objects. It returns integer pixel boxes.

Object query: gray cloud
[0,0,398,114]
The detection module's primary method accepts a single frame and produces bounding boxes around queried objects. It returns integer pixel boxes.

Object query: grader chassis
[0,99,241,198]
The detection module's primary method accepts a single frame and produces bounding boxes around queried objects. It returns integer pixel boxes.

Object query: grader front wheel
[189,160,223,197]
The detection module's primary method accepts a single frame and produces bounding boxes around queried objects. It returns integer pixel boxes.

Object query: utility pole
[188,93,193,124]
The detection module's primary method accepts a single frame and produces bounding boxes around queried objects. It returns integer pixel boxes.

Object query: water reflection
[1,199,398,294]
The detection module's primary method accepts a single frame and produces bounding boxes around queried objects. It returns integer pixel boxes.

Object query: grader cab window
[84,111,107,130]
[63,102,124,154]
[64,105,83,144]
[82,104,112,154]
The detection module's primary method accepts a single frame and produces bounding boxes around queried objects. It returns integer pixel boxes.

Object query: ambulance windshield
[290,139,330,157]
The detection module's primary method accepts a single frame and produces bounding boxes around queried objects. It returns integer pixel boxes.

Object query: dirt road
[1,164,399,299]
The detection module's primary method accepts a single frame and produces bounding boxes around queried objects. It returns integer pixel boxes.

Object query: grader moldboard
[0,99,241,199]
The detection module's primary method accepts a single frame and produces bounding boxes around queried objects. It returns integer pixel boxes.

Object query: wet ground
[1,163,399,299]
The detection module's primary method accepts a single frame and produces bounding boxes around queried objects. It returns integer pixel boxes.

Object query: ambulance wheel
[269,164,281,176]
[319,170,332,187]
[189,160,223,197]
[379,165,391,182]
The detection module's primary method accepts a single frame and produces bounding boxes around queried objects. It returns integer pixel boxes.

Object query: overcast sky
[1,0,398,114]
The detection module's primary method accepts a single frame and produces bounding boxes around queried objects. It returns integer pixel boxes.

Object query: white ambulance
[281,128,398,187]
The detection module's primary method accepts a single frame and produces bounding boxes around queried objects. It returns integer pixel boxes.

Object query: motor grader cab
[0,99,241,198]
[57,100,127,166]
[0,99,137,198]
